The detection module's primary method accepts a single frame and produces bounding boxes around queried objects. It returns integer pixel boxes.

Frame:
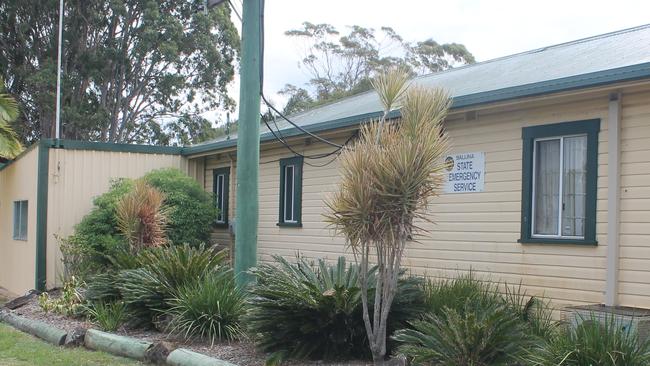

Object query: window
[520,119,599,244]
[213,168,230,227]
[13,200,28,241]
[278,156,303,227]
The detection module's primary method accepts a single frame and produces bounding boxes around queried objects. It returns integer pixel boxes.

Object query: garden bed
[5,293,371,366]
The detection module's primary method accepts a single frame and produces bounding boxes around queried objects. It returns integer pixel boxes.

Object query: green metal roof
[178,25,650,155]
[184,24,650,156]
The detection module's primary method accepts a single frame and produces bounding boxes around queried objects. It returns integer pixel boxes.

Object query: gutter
[181,61,650,157]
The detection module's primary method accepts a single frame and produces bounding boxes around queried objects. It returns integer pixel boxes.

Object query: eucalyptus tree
[281,22,473,115]
[0,0,239,144]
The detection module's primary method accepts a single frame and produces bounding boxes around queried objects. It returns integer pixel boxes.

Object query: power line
[257,0,345,151]
[261,114,357,161]
[260,93,343,149]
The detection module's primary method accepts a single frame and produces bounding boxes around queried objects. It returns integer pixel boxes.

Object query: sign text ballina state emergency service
[444,152,485,193]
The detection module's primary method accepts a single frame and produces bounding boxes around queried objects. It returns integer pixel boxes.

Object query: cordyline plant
[116,179,169,249]
[325,69,450,364]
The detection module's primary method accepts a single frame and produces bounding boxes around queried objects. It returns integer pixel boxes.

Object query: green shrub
[423,272,498,316]
[117,268,168,325]
[87,244,227,326]
[85,272,121,303]
[529,314,650,366]
[58,234,100,282]
[247,255,424,363]
[137,243,228,298]
[143,168,217,247]
[38,277,85,317]
[394,299,532,366]
[168,268,246,344]
[65,168,217,276]
[502,283,555,339]
[86,301,127,331]
[423,273,555,339]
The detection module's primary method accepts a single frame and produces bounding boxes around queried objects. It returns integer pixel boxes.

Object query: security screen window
[278,156,303,226]
[13,200,28,241]
[213,168,230,227]
[520,120,599,244]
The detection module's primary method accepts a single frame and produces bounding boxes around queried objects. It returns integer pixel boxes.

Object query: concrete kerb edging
[0,311,67,345]
[0,312,239,366]
[167,348,238,366]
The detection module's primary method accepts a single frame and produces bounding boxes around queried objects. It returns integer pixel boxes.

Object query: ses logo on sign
[444,152,485,193]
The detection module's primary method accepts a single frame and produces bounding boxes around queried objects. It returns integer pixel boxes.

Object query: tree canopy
[0,76,23,159]
[280,22,474,115]
[0,0,239,145]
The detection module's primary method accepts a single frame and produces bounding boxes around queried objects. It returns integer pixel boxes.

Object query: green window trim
[519,119,600,245]
[213,167,230,228]
[278,156,303,227]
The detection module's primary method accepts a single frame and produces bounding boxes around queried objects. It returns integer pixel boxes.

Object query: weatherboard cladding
[184,24,650,156]
[202,90,619,310]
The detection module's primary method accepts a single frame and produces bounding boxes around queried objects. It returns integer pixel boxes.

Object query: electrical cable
[261,93,343,149]
[261,113,357,161]
[257,0,345,151]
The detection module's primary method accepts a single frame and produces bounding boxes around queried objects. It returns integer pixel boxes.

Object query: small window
[13,200,28,241]
[213,168,230,227]
[278,156,303,227]
[520,120,599,244]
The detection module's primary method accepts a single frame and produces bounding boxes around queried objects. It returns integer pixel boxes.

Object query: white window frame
[531,134,587,240]
[283,164,297,223]
[215,173,226,224]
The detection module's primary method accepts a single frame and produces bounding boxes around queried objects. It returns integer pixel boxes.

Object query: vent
[562,304,650,342]
[465,111,477,121]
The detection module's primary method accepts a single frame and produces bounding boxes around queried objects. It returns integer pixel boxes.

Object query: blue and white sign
[444,152,485,193]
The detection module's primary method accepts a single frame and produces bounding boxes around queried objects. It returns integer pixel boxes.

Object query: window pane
[534,139,560,235]
[20,201,28,239]
[562,136,587,237]
[284,165,294,221]
[216,175,224,222]
[13,202,19,238]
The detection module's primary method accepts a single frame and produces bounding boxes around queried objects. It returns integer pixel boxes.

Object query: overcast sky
[214,0,650,123]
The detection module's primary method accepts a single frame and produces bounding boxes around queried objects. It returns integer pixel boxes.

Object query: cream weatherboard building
[2,25,650,314]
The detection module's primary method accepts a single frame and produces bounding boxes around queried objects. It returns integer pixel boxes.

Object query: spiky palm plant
[324,69,450,364]
[168,268,246,344]
[0,77,23,159]
[247,255,424,364]
[116,179,169,249]
[528,314,650,366]
[394,300,533,366]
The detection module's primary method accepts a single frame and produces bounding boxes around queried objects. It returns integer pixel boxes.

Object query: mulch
[3,292,371,366]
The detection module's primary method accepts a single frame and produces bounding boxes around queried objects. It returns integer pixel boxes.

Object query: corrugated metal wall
[0,146,39,295]
[45,148,185,289]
